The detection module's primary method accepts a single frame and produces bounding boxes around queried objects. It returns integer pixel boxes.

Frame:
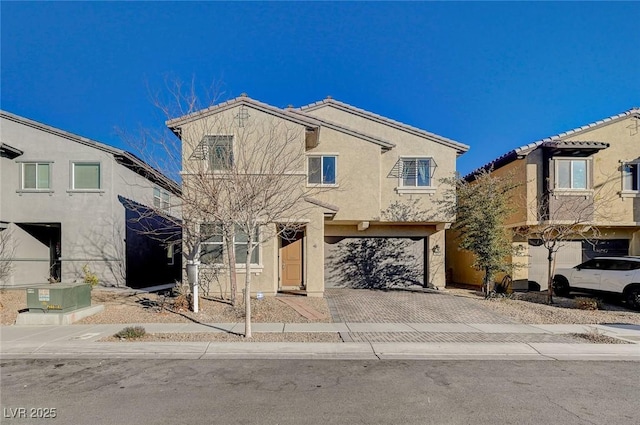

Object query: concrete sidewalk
[1,322,639,361]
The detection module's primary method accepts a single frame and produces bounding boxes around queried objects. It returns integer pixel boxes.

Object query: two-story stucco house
[447,108,640,291]
[0,111,181,288]
[168,95,468,297]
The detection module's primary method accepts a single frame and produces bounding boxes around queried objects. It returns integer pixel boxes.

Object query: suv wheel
[552,276,570,297]
[624,284,640,311]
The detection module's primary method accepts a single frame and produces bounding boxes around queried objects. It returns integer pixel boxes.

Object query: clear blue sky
[2,1,638,176]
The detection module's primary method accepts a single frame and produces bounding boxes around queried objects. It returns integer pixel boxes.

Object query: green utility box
[26,283,92,313]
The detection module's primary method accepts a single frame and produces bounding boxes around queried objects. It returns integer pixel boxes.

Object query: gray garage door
[324,237,425,289]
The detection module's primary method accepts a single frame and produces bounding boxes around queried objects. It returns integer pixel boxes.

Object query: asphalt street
[1,359,638,425]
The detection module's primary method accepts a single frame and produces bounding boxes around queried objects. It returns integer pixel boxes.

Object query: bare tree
[0,226,16,288]
[520,167,619,304]
[122,78,324,337]
[181,113,320,338]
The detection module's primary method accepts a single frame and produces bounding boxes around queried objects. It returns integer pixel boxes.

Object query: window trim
[396,156,436,195]
[69,161,103,192]
[205,135,234,171]
[199,223,262,271]
[17,161,53,192]
[621,160,640,198]
[153,187,171,211]
[553,157,591,192]
[306,154,338,187]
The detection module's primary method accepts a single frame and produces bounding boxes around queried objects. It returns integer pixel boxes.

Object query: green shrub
[114,326,146,340]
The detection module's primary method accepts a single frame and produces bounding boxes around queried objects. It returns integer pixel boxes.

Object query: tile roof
[286,108,395,149]
[465,107,640,180]
[540,141,610,149]
[167,94,396,150]
[166,94,320,130]
[299,97,470,154]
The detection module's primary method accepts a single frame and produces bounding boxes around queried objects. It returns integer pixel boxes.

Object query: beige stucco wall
[177,101,465,295]
[178,105,326,296]
[195,208,326,297]
[305,104,459,223]
[562,117,640,225]
[306,127,381,221]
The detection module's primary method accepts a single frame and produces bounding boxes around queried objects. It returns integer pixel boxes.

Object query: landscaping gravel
[445,288,640,325]
[0,288,332,326]
[103,332,342,343]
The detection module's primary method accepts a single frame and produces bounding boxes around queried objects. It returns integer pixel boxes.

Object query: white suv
[553,257,640,310]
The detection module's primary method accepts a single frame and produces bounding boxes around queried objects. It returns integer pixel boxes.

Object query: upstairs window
[21,162,51,190]
[556,159,587,190]
[622,163,639,191]
[204,135,233,170]
[153,187,171,210]
[72,162,101,190]
[307,155,336,185]
[402,158,432,187]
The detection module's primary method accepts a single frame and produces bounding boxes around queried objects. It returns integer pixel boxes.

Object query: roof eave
[166,96,320,134]
[300,98,470,154]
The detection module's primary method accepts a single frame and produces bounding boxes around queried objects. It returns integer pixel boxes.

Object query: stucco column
[304,209,325,297]
[427,228,446,289]
[631,230,640,256]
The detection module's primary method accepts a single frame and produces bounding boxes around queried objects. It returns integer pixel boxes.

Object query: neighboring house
[168,94,469,297]
[0,111,181,288]
[447,108,640,290]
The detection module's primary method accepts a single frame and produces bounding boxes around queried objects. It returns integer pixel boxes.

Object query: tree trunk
[547,249,554,304]
[244,234,254,338]
[483,266,493,298]
[186,260,199,313]
[224,225,237,307]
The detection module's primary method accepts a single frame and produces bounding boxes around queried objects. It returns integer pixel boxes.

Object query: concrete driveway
[325,288,517,324]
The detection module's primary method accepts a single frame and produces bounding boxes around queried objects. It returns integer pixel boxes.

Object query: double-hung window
[72,162,101,190]
[307,155,336,185]
[622,162,639,192]
[153,187,171,210]
[21,162,51,190]
[200,223,224,264]
[555,159,588,190]
[200,223,260,266]
[204,135,233,171]
[402,158,432,187]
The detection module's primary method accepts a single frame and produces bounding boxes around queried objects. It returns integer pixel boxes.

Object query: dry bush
[574,297,600,310]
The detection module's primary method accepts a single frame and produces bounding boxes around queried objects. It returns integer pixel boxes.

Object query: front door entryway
[280,230,304,288]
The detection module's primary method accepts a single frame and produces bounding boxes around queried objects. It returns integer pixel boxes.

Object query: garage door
[324,237,425,289]
[528,240,582,291]
[527,239,630,290]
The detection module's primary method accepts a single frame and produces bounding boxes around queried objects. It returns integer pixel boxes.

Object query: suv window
[577,259,603,270]
[608,260,634,271]
[578,258,640,271]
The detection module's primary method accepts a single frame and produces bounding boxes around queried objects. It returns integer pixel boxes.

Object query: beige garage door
[528,240,582,291]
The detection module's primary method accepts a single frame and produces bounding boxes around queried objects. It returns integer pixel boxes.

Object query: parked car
[553,257,640,310]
